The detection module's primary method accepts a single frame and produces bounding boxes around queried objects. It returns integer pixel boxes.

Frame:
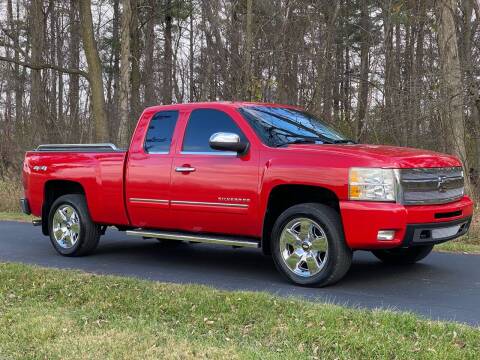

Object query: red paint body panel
[22,101,474,249]
[340,196,473,249]
[23,151,129,225]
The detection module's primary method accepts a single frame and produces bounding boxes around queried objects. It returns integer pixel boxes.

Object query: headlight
[349,168,397,202]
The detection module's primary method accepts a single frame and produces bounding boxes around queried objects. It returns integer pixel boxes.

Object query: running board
[126,229,260,248]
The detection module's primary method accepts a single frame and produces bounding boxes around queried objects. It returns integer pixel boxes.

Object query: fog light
[377,230,395,241]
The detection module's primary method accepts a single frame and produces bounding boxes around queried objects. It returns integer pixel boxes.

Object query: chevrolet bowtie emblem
[437,176,447,193]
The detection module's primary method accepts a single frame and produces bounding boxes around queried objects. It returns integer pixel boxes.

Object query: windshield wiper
[275,137,326,147]
[332,139,356,144]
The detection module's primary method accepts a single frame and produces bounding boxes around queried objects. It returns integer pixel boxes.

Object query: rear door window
[144,110,179,153]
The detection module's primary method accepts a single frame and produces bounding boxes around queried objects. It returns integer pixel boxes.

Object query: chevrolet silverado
[21,102,473,286]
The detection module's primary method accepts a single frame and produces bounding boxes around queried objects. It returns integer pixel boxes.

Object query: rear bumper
[340,195,474,249]
[20,198,31,215]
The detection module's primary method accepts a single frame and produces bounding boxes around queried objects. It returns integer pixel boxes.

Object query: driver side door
[169,108,260,237]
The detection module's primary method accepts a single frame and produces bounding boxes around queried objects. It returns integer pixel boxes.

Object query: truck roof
[143,101,301,113]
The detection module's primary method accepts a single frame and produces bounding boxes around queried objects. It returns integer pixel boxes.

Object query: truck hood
[285,144,462,168]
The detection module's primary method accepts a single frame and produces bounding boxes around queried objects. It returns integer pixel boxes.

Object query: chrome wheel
[279,217,328,278]
[52,205,80,249]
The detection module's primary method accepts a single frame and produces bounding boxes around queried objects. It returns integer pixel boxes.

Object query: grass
[436,237,480,254]
[0,262,479,359]
[435,215,480,254]
[0,179,22,213]
[0,212,34,222]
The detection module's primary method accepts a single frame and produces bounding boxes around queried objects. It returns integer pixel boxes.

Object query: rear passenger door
[169,108,260,237]
[125,110,179,228]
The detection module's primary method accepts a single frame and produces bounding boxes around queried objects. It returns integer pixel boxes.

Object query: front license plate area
[431,224,462,240]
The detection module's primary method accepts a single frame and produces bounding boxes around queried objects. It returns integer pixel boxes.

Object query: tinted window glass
[239,106,347,147]
[182,109,246,152]
[144,111,178,153]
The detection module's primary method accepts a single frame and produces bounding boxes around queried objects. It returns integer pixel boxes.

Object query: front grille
[400,167,464,205]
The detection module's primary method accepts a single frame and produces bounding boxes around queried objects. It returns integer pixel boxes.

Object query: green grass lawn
[0,212,34,222]
[0,263,479,359]
[436,237,480,254]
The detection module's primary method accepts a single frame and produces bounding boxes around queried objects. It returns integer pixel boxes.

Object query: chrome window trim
[171,200,248,208]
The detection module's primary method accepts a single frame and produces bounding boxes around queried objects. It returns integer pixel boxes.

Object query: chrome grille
[400,167,464,205]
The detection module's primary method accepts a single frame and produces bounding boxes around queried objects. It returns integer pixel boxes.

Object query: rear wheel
[271,203,352,287]
[48,194,100,256]
[372,245,433,265]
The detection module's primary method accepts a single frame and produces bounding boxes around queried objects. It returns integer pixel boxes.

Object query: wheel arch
[42,180,86,235]
[261,184,340,255]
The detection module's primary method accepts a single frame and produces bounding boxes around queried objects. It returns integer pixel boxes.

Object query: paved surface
[1,221,479,326]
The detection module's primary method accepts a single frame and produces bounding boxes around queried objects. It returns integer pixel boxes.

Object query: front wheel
[271,203,352,287]
[372,245,434,265]
[48,194,100,256]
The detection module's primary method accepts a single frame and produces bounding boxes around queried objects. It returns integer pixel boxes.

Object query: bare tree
[79,0,109,142]
[118,0,132,146]
[437,0,470,191]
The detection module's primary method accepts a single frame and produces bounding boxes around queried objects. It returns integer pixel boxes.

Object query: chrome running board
[126,229,260,248]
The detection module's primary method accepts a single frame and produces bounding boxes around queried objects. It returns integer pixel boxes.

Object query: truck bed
[23,144,130,226]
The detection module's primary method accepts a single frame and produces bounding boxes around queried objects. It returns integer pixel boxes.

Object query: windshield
[239,106,348,147]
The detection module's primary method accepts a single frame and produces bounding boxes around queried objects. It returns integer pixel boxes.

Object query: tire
[271,203,352,287]
[372,245,433,265]
[48,194,100,256]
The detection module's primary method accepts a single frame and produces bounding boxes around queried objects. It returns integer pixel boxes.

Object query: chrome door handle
[175,166,196,173]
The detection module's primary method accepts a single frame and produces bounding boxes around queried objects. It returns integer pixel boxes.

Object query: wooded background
[0,0,479,192]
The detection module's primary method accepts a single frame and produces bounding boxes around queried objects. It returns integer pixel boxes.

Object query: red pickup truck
[22,102,473,286]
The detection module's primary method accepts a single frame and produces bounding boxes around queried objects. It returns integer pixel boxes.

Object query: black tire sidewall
[271,203,350,286]
[48,194,91,256]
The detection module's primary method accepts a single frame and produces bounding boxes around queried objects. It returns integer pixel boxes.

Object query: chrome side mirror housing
[209,132,249,154]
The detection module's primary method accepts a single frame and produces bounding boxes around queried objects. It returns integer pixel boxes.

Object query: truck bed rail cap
[35,143,123,152]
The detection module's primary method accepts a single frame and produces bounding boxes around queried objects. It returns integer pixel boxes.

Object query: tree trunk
[144,0,156,106]
[243,0,253,100]
[129,0,142,130]
[49,1,58,132]
[79,0,109,142]
[118,0,132,147]
[189,0,195,102]
[437,0,470,191]
[29,0,46,142]
[356,0,370,142]
[461,0,480,188]
[163,0,173,104]
[69,0,80,142]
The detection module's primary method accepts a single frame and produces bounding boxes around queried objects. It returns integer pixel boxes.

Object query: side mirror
[209,132,249,154]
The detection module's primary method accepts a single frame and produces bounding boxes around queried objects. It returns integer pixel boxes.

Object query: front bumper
[402,217,471,247]
[340,195,474,249]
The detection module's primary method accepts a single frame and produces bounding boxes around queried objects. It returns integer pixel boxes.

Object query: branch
[0,56,89,80]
